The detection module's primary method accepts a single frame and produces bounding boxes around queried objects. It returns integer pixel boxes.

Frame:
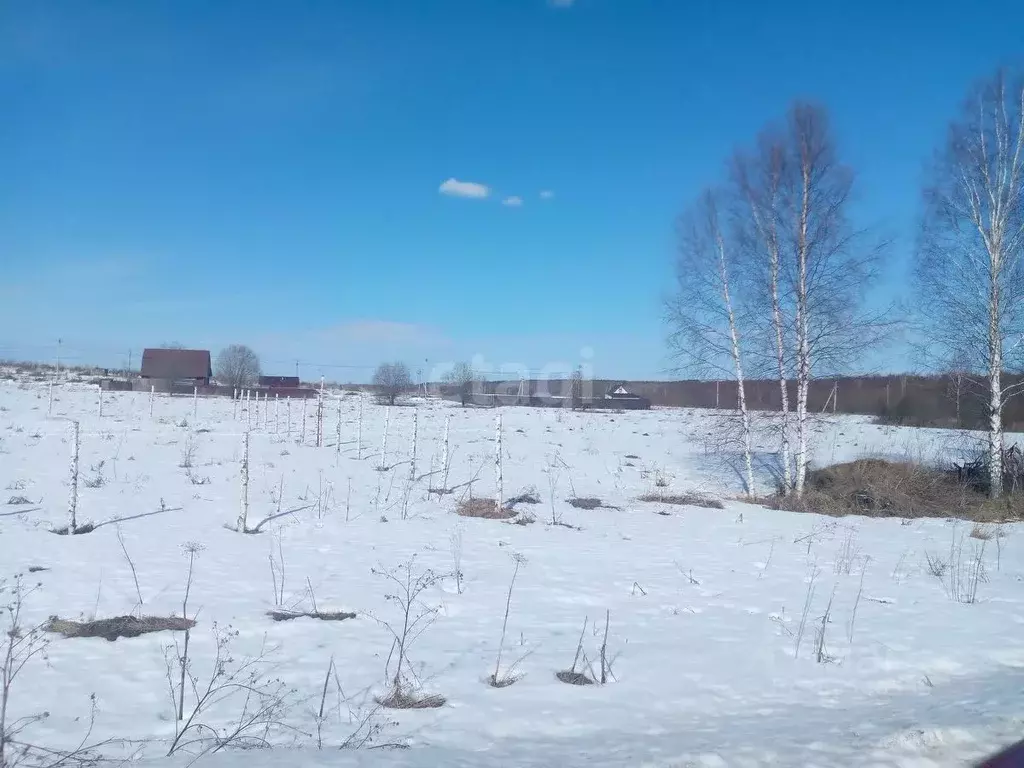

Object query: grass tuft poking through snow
[637,491,724,508]
[45,615,196,642]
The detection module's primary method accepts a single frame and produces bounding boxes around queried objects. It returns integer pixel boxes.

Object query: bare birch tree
[734,103,887,497]
[734,134,793,493]
[916,69,1024,497]
[667,188,755,496]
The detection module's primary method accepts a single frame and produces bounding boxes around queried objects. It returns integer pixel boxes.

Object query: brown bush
[456,498,517,520]
[761,459,1024,522]
[638,492,724,509]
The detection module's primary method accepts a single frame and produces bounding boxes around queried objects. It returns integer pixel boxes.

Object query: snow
[1,377,1022,767]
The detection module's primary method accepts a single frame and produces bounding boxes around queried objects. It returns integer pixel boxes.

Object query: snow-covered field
[1,378,1022,768]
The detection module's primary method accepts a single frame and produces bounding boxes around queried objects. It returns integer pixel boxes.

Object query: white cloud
[439,178,490,199]
[539,190,555,200]
[502,196,523,207]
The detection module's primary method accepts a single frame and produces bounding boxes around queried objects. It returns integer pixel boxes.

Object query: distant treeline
[611,375,1024,431]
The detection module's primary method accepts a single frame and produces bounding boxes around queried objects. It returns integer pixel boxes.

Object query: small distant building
[140,348,212,392]
[605,383,641,399]
[600,382,651,410]
[259,375,300,388]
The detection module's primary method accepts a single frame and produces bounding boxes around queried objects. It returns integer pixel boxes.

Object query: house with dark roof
[140,348,212,391]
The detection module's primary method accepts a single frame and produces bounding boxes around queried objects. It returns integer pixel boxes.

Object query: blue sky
[2,0,1022,382]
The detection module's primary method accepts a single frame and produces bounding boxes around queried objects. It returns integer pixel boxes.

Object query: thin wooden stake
[495,412,503,514]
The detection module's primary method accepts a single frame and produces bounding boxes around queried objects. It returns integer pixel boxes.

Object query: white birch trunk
[233,390,238,420]
[335,397,342,456]
[286,397,292,438]
[193,386,198,420]
[989,276,1004,497]
[793,165,812,498]
[357,397,363,460]
[275,393,280,434]
[67,420,80,534]
[380,406,390,468]
[263,392,269,430]
[746,174,792,494]
[150,385,155,418]
[772,276,793,494]
[410,409,418,483]
[301,396,307,445]
[442,413,451,489]
[97,386,103,419]
[495,413,503,514]
[254,390,260,430]
[714,229,755,497]
[238,430,250,532]
[318,378,325,448]
[48,381,53,416]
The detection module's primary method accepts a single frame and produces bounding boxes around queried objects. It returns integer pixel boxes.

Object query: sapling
[357,397,364,459]
[409,410,418,482]
[335,397,342,457]
[97,385,103,418]
[63,420,82,535]
[847,561,868,644]
[287,396,292,438]
[490,553,527,687]
[275,393,280,434]
[378,406,391,470]
[192,385,198,420]
[371,558,445,707]
[449,527,464,594]
[177,542,202,721]
[237,430,251,532]
[301,396,307,445]
[150,385,155,418]
[47,381,53,416]
[117,524,145,615]
[814,585,838,664]
[494,413,503,515]
[165,623,293,757]
[441,413,451,490]
[793,565,820,660]
[263,392,269,430]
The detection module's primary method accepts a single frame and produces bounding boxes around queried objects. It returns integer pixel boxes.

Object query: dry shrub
[555,670,594,686]
[266,609,356,622]
[568,497,603,510]
[488,672,522,688]
[46,615,196,641]
[762,459,1024,522]
[49,522,97,535]
[457,498,517,520]
[638,492,724,509]
[7,495,32,505]
[376,687,446,709]
[506,489,541,506]
[970,523,996,541]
